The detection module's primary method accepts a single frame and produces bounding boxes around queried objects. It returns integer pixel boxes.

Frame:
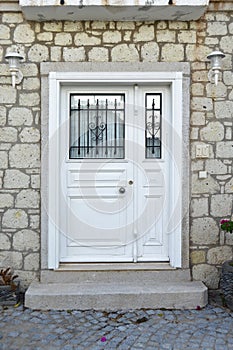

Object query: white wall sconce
[207,50,225,86]
[5,51,24,88]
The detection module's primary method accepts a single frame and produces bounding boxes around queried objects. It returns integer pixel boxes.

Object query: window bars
[69,94,125,159]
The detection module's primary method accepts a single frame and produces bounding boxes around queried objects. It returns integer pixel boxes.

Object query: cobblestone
[0,293,233,349]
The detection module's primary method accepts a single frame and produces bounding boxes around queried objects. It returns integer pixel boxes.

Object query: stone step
[25,281,207,310]
[41,264,191,283]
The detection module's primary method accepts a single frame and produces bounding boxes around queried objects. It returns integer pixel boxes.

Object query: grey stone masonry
[0,1,233,290]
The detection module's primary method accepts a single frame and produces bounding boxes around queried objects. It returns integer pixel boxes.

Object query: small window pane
[145,93,162,159]
[69,94,125,159]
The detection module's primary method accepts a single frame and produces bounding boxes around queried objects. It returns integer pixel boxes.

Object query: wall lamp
[5,51,24,88]
[207,50,225,86]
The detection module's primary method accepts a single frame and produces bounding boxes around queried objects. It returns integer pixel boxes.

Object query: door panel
[59,85,170,263]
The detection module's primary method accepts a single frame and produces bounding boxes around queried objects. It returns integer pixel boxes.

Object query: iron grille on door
[69,94,125,159]
[145,93,162,159]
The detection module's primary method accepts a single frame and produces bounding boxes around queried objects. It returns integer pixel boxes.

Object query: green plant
[220,219,233,234]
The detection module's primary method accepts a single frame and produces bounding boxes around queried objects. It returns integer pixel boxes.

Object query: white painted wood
[48,72,183,268]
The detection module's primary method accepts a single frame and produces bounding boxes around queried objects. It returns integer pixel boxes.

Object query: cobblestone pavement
[0,292,233,350]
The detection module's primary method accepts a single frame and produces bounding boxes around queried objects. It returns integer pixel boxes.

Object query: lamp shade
[207,51,225,70]
[5,52,24,70]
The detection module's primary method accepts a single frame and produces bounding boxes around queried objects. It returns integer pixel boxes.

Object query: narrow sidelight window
[145,93,162,159]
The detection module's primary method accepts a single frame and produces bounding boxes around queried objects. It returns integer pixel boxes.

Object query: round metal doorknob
[119,187,126,194]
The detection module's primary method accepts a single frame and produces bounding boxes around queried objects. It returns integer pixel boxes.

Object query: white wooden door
[59,84,171,263]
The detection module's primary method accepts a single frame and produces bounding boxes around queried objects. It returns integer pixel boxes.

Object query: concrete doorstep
[25,281,208,311]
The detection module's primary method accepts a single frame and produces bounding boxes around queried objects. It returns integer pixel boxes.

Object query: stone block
[205,159,228,175]
[64,22,83,31]
[3,169,30,188]
[191,160,204,171]
[190,251,206,264]
[192,174,220,194]
[19,127,40,143]
[0,87,16,104]
[133,25,154,42]
[192,264,219,289]
[191,198,208,217]
[191,217,219,245]
[22,63,38,77]
[156,30,175,42]
[191,112,205,126]
[0,194,14,208]
[161,44,184,62]
[178,30,196,43]
[216,142,233,158]
[225,178,233,193]
[9,144,40,169]
[37,32,53,41]
[43,22,62,32]
[226,127,232,140]
[0,25,10,40]
[117,22,135,30]
[2,209,28,229]
[22,78,40,91]
[111,44,139,62]
[88,47,108,62]
[206,82,227,99]
[30,215,40,229]
[191,83,204,96]
[220,36,233,54]
[13,24,35,43]
[10,252,23,270]
[74,33,101,46]
[226,232,233,245]
[200,122,224,142]
[210,194,232,217]
[28,44,49,62]
[207,22,227,36]
[0,106,6,126]
[31,175,40,189]
[186,45,210,62]
[0,127,18,143]
[24,253,40,271]
[55,33,72,46]
[192,71,208,83]
[0,151,8,169]
[63,48,85,62]
[207,246,233,265]
[51,47,62,61]
[19,93,40,107]
[141,42,159,62]
[190,127,198,140]
[215,101,233,119]
[169,22,188,30]
[2,13,24,24]
[103,31,121,43]
[191,97,213,112]
[16,189,40,209]
[0,234,11,250]
[13,229,39,251]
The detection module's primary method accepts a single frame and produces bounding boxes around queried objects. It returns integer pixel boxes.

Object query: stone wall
[0,6,232,289]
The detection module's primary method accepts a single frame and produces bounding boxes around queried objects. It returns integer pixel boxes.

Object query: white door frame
[47,71,183,269]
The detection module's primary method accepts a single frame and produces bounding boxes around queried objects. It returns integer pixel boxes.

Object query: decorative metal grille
[69,94,125,159]
[145,93,162,158]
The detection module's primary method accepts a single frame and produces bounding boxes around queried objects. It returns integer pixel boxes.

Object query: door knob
[128,180,133,185]
[119,187,126,194]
